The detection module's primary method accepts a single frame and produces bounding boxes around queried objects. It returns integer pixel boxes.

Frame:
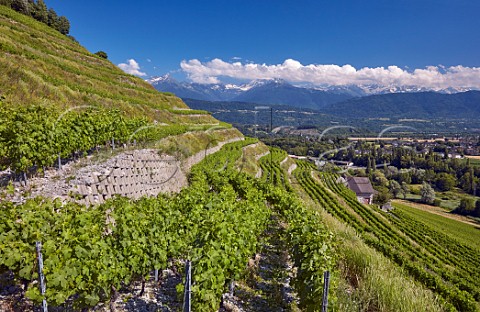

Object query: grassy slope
[0,5,216,125]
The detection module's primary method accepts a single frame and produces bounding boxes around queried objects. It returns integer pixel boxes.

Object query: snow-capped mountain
[148,76,355,109]
[147,75,475,110]
[308,84,471,96]
[148,74,243,101]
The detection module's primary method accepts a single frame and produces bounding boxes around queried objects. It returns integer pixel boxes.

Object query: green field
[393,202,480,250]
[403,183,479,210]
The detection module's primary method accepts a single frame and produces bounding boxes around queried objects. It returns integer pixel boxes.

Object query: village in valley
[281,133,480,217]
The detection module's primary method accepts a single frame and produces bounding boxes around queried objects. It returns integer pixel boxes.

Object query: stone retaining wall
[73,137,244,206]
[72,150,186,206]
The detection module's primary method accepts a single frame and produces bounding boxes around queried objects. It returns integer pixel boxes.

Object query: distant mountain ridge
[183,97,480,135]
[148,75,476,111]
[149,75,357,109]
[322,91,480,119]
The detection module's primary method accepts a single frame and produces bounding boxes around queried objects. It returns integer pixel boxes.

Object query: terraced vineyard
[0,6,226,183]
[2,5,478,311]
[259,147,292,191]
[294,161,480,312]
[0,140,337,311]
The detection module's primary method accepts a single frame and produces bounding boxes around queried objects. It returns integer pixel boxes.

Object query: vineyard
[258,147,293,191]
[3,3,476,311]
[0,7,339,310]
[293,161,480,312]
[393,202,480,250]
[0,140,336,311]
[0,4,222,182]
[0,104,231,183]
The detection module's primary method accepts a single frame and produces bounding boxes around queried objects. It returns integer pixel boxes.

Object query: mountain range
[149,75,356,110]
[322,91,480,119]
[148,75,476,111]
[183,97,480,134]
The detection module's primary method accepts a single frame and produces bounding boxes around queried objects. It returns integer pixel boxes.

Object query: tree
[389,180,402,198]
[0,0,13,8]
[474,200,480,218]
[95,51,108,59]
[347,147,355,161]
[411,168,426,184]
[459,170,474,194]
[425,169,436,183]
[57,16,70,35]
[455,198,475,216]
[370,157,376,172]
[420,182,435,204]
[397,168,412,184]
[33,0,48,23]
[371,171,388,187]
[435,172,456,192]
[11,0,29,14]
[385,165,398,178]
[373,189,392,206]
[401,182,409,199]
[47,7,58,28]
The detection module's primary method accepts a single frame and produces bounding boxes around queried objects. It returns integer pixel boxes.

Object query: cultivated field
[393,201,480,250]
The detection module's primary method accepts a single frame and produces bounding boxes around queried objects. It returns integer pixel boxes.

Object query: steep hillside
[322,91,480,119]
[0,5,236,179]
[0,5,218,124]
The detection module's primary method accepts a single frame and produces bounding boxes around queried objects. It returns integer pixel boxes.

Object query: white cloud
[118,59,147,77]
[180,58,480,89]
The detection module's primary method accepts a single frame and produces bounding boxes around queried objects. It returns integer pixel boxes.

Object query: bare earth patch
[465,155,480,160]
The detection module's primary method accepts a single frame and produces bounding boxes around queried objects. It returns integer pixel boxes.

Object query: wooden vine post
[36,241,48,312]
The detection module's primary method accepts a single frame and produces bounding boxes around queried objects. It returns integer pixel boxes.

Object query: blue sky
[47,0,480,88]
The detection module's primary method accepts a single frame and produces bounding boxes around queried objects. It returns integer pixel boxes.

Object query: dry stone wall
[72,137,244,206]
[72,150,187,206]
[3,135,244,206]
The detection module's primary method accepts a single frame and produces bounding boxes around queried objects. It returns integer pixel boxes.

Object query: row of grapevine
[0,105,192,176]
[256,149,337,309]
[197,140,339,309]
[321,170,480,310]
[0,139,269,310]
[259,147,292,191]
[1,139,336,311]
[320,171,480,299]
[264,185,336,309]
[386,208,480,298]
[294,162,479,312]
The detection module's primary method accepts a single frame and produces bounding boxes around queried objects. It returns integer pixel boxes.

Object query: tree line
[330,141,480,218]
[335,141,480,194]
[0,0,70,35]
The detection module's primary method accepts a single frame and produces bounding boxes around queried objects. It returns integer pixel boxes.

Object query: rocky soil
[219,214,299,312]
